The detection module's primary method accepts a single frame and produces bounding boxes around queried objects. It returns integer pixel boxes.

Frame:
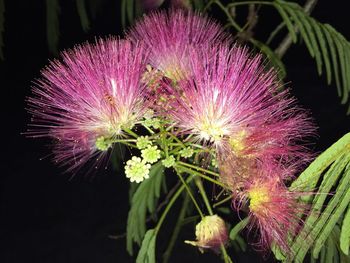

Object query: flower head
[27,39,149,171]
[162,155,176,168]
[235,174,308,254]
[141,145,161,163]
[166,44,314,167]
[125,156,152,183]
[136,136,152,150]
[179,146,194,158]
[185,215,228,252]
[128,9,228,83]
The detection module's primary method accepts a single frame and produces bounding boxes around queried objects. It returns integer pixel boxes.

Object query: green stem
[227,1,273,8]
[162,194,190,263]
[213,0,243,32]
[123,127,138,138]
[112,140,137,149]
[204,0,215,11]
[195,177,233,263]
[176,169,204,218]
[155,175,194,233]
[176,164,226,188]
[195,177,213,215]
[167,131,186,147]
[213,195,233,208]
[143,124,155,134]
[177,161,219,177]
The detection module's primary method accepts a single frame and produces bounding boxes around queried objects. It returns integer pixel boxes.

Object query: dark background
[1,1,350,262]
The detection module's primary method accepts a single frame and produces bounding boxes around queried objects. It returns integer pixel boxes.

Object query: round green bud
[162,155,176,168]
[95,136,112,151]
[141,145,161,164]
[124,156,151,183]
[180,147,194,158]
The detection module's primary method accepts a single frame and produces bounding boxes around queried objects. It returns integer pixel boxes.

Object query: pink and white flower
[27,38,149,171]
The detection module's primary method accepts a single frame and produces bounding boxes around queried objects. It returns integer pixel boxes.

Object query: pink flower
[234,173,308,254]
[27,38,149,172]
[127,9,228,83]
[165,44,314,167]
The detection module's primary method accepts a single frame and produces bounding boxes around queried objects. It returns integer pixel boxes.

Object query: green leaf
[340,206,350,255]
[0,0,4,60]
[136,229,157,263]
[126,162,165,255]
[313,21,331,84]
[323,24,342,96]
[286,133,350,262]
[234,235,247,252]
[253,39,287,79]
[299,16,323,75]
[274,0,350,112]
[76,0,90,32]
[229,217,249,241]
[281,1,314,57]
[290,133,350,192]
[45,0,60,55]
[273,1,297,43]
[272,242,286,261]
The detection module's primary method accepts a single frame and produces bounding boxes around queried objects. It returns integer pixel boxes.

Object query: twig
[162,194,191,263]
[237,4,259,42]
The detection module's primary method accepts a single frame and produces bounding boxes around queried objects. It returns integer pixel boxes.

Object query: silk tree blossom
[233,174,309,254]
[166,44,314,165]
[27,38,149,171]
[185,214,228,252]
[127,9,228,83]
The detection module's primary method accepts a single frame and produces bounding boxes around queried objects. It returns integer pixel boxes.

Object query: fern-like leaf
[136,229,157,263]
[283,133,350,262]
[274,0,350,112]
[126,162,165,255]
[340,205,350,255]
[253,39,287,79]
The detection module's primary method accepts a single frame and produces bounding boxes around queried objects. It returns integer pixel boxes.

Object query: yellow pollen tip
[229,130,247,154]
[248,186,270,212]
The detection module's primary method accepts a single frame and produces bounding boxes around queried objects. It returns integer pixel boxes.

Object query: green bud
[95,136,112,151]
[162,155,176,168]
[136,135,152,150]
[124,156,151,183]
[141,145,161,164]
[180,147,194,158]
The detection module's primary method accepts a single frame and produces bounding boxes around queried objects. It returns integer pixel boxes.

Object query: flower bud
[185,215,228,252]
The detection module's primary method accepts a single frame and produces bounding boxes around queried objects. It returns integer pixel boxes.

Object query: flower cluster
[27,9,315,258]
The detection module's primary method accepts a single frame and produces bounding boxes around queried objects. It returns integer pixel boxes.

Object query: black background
[1,1,350,262]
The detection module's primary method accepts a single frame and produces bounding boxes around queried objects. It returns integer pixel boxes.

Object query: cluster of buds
[27,9,315,257]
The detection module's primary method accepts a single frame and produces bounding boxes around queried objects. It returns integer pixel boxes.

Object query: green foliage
[273,0,350,112]
[229,217,249,241]
[126,161,165,255]
[276,133,350,262]
[136,229,157,263]
[252,39,287,79]
[340,205,350,255]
